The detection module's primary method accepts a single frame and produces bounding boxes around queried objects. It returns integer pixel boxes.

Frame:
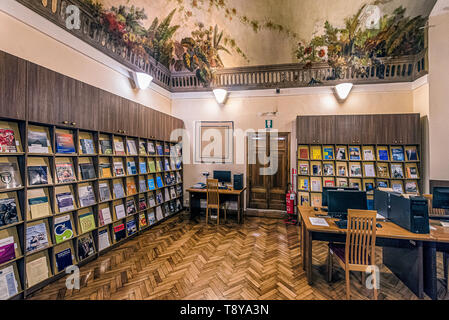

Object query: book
[27,130,49,153]
[170,187,177,199]
[378,149,389,161]
[0,162,22,189]
[139,197,148,210]
[54,214,74,244]
[114,141,125,155]
[312,164,321,176]
[156,176,164,188]
[391,147,405,161]
[55,163,76,183]
[299,193,310,206]
[126,140,138,155]
[323,163,334,176]
[55,132,76,154]
[99,183,111,202]
[336,147,346,160]
[337,178,348,187]
[113,161,125,176]
[364,164,376,177]
[0,129,17,153]
[139,213,148,229]
[155,206,164,220]
[55,248,73,272]
[299,163,308,175]
[113,224,126,242]
[148,194,156,207]
[79,163,96,180]
[127,161,137,175]
[148,160,156,173]
[115,204,126,220]
[28,166,48,186]
[311,179,321,192]
[26,256,49,287]
[405,181,418,194]
[148,178,156,191]
[391,164,404,179]
[156,191,163,205]
[26,222,49,253]
[323,147,334,160]
[28,196,51,219]
[56,192,75,213]
[80,139,95,154]
[147,142,155,155]
[139,142,146,155]
[79,212,95,234]
[407,167,418,179]
[363,149,375,161]
[100,140,113,155]
[337,164,347,177]
[0,237,15,265]
[350,164,362,177]
[147,211,156,225]
[0,264,18,299]
[299,178,309,191]
[113,182,125,199]
[406,148,418,161]
[78,185,96,207]
[349,147,361,160]
[127,180,137,195]
[156,160,162,172]
[298,147,309,160]
[139,179,147,192]
[78,234,95,260]
[392,182,404,194]
[126,199,137,216]
[164,159,170,171]
[98,229,110,251]
[311,147,321,160]
[156,144,163,156]
[99,207,112,226]
[99,163,112,178]
[0,198,19,227]
[377,164,390,178]
[164,188,170,201]
[139,162,147,174]
[126,219,137,236]
[164,144,170,156]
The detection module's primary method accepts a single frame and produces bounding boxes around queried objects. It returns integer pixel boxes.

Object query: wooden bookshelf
[0,118,184,300]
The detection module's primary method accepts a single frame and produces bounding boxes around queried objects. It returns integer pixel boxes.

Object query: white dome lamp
[335,83,354,101]
[213,89,228,105]
[132,71,153,90]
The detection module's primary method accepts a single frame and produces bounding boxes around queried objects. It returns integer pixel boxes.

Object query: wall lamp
[334,83,354,101]
[132,71,153,90]
[213,89,228,105]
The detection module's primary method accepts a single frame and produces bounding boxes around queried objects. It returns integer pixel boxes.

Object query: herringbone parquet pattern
[28,215,449,300]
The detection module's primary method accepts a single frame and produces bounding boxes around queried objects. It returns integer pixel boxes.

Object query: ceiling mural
[79,0,436,86]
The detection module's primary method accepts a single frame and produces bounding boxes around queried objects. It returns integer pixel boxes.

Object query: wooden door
[247,132,290,210]
[0,52,26,120]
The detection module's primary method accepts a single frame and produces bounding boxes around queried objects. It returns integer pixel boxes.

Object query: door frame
[246,131,291,210]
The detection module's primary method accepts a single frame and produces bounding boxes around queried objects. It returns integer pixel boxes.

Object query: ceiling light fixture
[132,72,153,90]
[213,89,228,104]
[335,83,354,101]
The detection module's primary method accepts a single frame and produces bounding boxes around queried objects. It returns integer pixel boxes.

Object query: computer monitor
[213,170,232,185]
[327,190,367,219]
[433,187,449,209]
[322,187,358,207]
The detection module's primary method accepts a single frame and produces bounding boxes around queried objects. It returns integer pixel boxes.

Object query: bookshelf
[0,118,184,300]
[296,114,422,210]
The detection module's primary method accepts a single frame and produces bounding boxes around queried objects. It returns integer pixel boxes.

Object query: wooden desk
[187,187,246,224]
[299,206,437,299]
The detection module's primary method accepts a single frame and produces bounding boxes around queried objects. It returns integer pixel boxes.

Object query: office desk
[187,187,246,224]
[298,206,437,299]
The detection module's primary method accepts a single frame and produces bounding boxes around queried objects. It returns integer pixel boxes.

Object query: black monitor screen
[213,170,232,184]
[433,187,449,209]
[328,190,367,218]
[322,187,358,207]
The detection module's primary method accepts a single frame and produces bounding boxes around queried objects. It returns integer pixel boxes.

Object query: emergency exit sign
[265,120,273,129]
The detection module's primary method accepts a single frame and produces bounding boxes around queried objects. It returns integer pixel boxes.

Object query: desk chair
[206,179,227,225]
[327,209,378,300]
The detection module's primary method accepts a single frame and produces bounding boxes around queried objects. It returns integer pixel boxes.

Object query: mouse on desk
[376,223,383,229]
[314,207,319,211]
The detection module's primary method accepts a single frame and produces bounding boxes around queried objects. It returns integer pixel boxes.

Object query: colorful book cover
[28,166,48,186]
[139,142,146,155]
[299,147,309,159]
[139,162,147,174]
[156,160,162,172]
[126,140,138,155]
[127,181,137,195]
[147,211,156,225]
[156,144,163,156]
[78,235,95,260]
[126,199,137,216]
[139,213,148,228]
[98,229,110,251]
[79,212,96,234]
[147,142,155,155]
[26,223,49,252]
[127,161,137,175]
[55,248,73,272]
[56,163,76,183]
[100,140,113,155]
[349,147,361,160]
[323,148,334,160]
[99,207,112,226]
[336,147,346,160]
[56,192,75,213]
[54,214,74,244]
[148,179,156,190]
[311,148,321,160]
[406,148,418,161]
[56,133,76,154]
[0,237,15,264]
[114,141,125,155]
[392,148,405,161]
[378,150,389,161]
[28,130,49,153]
[80,139,95,154]
[114,224,126,242]
[139,197,148,210]
[0,129,17,153]
[126,219,137,236]
[156,176,164,188]
[113,182,125,198]
[299,178,309,191]
[148,160,156,173]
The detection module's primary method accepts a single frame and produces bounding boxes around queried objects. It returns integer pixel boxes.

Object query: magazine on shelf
[0,237,15,265]
[28,166,48,186]
[28,196,51,219]
[148,194,156,207]
[155,206,164,220]
[139,161,147,174]
[54,214,74,244]
[99,207,112,226]
[0,162,22,189]
[126,199,137,216]
[147,142,155,155]
[100,140,113,155]
[139,197,148,211]
[80,139,95,154]
[126,140,138,155]
[79,163,96,180]
[114,204,126,220]
[79,212,96,234]
[147,210,156,225]
[139,179,147,193]
[139,142,146,155]
[56,192,75,213]
[99,182,111,202]
[55,248,73,272]
[78,185,96,207]
[78,234,95,260]
[98,229,110,251]
[27,130,49,154]
[114,141,125,155]
[55,132,76,154]
[156,191,163,205]
[26,222,49,253]
[0,129,17,153]
[99,163,112,178]
[0,198,19,227]
[139,213,147,229]
[113,224,126,242]
[126,219,137,236]
[113,182,125,199]
[55,163,76,183]
[127,161,137,175]
[0,264,18,299]
[113,161,125,176]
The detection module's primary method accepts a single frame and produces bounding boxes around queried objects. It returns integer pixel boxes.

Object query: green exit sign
[265,120,273,129]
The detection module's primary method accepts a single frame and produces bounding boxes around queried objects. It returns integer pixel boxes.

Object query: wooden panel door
[398,114,420,145]
[0,52,26,120]
[334,115,358,144]
[297,116,335,144]
[27,62,62,124]
[98,89,121,134]
[71,80,99,131]
[247,132,290,210]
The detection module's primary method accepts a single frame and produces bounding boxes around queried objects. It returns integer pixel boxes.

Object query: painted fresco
[81,0,436,85]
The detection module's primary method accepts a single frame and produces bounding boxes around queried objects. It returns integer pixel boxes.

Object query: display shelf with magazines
[297,143,422,207]
[0,118,183,298]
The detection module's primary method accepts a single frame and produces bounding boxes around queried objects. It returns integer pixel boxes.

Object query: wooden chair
[205,179,227,225]
[327,209,378,300]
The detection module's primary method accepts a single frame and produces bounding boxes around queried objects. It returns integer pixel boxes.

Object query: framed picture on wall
[194,121,234,164]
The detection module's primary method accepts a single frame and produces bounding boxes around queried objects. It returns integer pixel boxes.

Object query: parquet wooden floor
[28,215,449,300]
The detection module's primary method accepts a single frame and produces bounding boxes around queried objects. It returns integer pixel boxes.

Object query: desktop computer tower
[374,189,400,219]
[233,174,244,190]
[389,194,430,234]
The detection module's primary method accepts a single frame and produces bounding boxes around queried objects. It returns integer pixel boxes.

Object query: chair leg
[372,270,378,300]
[224,205,227,223]
[217,208,220,226]
[361,271,366,285]
[444,252,449,290]
[345,269,351,300]
[327,247,333,283]
[206,208,208,225]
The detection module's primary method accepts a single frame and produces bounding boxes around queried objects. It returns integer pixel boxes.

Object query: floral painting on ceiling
[81,0,435,85]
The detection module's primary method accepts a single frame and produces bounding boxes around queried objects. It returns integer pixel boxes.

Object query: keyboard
[335,220,383,229]
[219,186,228,190]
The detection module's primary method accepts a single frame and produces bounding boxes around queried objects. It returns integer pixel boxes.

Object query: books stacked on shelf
[78,234,95,261]
[55,131,76,154]
[54,214,74,244]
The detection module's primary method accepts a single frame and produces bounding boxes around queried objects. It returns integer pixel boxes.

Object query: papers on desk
[376,213,386,221]
[309,217,329,227]
[430,225,437,231]
[440,222,449,228]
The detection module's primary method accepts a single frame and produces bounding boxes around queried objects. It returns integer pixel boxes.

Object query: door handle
[71,122,76,126]
[63,121,69,124]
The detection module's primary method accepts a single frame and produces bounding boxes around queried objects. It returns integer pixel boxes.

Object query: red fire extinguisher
[285,169,298,225]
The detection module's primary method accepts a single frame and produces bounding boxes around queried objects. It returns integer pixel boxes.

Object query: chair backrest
[345,209,377,266]
[207,179,219,206]
[423,194,448,217]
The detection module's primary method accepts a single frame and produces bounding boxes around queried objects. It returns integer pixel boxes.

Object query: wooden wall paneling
[297,115,337,144]
[0,52,26,120]
[399,114,420,145]
[72,80,99,131]
[98,89,121,134]
[359,115,377,145]
[27,62,61,124]
[334,115,358,144]
[137,104,148,138]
